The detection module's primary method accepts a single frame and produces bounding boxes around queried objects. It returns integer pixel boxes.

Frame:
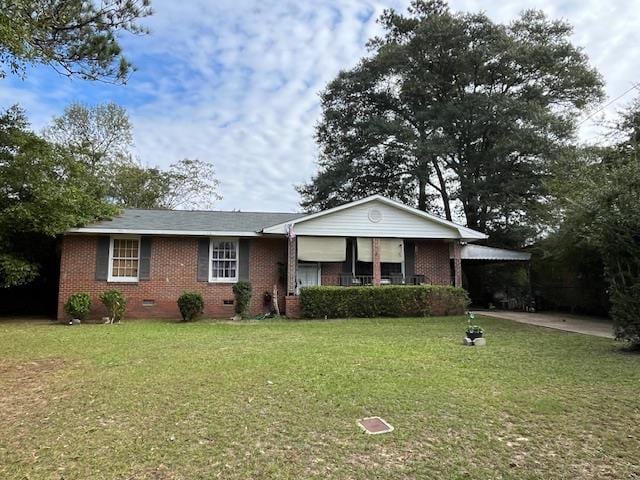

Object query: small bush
[232,281,252,316]
[99,289,127,323]
[299,285,470,319]
[611,284,640,348]
[64,292,91,320]
[177,291,204,321]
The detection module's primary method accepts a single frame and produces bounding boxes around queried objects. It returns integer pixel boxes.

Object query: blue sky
[2,0,639,212]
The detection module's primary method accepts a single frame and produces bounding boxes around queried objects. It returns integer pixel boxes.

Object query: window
[209,239,238,282]
[108,237,140,282]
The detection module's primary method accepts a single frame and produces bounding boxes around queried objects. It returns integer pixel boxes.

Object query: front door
[297,263,320,292]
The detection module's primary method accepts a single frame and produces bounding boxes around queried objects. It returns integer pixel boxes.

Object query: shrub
[611,284,640,348]
[64,292,91,320]
[177,291,204,321]
[99,289,127,323]
[466,325,485,335]
[232,281,252,316]
[299,285,470,319]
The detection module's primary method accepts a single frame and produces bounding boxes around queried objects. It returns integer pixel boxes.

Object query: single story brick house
[58,195,526,320]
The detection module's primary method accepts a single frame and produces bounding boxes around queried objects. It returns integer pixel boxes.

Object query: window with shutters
[209,238,239,283]
[108,236,140,282]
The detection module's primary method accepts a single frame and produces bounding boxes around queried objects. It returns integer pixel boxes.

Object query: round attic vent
[368,208,383,223]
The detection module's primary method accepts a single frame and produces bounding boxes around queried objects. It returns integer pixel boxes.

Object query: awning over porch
[458,244,531,261]
[356,238,404,263]
[297,236,346,262]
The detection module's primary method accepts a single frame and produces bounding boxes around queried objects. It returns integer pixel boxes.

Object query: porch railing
[321,274,427,286]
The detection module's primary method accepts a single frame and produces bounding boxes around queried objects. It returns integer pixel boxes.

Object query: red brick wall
[57,235,287,321]
[285,295,301,319]
[414,240,452,285]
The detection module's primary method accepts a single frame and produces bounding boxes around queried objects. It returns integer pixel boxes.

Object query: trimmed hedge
[299,285,470,319]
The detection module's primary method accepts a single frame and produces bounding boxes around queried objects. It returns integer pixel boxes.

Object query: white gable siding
[292,200,459,238]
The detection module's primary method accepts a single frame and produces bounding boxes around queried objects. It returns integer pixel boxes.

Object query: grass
[0,316,639,479]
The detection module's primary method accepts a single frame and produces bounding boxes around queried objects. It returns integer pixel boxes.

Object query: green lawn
[1,316,638,479]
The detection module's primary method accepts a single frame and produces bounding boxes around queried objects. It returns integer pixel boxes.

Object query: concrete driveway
[473,310,615,339]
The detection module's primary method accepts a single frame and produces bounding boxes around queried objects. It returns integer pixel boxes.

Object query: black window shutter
[95,236,110,281]
[197,239,210,282]
[238,239,251,281]
[139,237,152,280]
[404,240,415,277]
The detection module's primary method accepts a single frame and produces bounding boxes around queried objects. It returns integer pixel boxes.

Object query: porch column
[372,238,381,286]
[287,236,297,295]
[451,241,462,287]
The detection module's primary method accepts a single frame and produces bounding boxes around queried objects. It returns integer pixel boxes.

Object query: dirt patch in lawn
[126,464,180,480]
[0,357,78,426]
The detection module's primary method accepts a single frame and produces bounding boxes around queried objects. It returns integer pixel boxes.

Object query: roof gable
[262,195,487,241]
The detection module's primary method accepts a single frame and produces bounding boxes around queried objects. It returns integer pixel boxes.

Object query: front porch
[260,195,490,317]
[286,236,463,295]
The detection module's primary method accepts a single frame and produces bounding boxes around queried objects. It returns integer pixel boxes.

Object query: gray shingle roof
[71,209,304,234]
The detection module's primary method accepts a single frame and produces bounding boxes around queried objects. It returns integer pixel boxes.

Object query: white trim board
[66,228,260,237]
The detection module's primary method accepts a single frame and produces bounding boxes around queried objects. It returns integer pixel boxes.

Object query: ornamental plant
[64,292,91,320]
[466,312,484,335]
[177,291,204,321]
[100,289,127,324]
[232,281,252,317]
[466,325,485,335]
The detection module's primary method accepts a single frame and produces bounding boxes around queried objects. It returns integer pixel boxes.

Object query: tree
[0,0,151,83]
[154,158,221,210]
[43,102,134,171]
[109,164,170,209]
[109,158,221,209]
[0,105,116,287]
[44,102,222,210]
[299,0,603,246]
[548,97,640,347]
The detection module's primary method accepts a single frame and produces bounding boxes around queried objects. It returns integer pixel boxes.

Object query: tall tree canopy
[0,0,151,82]
[299,0,603,246]
[44,102,222,210]
[44,102,134,170]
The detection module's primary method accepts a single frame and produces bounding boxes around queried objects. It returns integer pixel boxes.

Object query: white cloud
[2,0,639,211]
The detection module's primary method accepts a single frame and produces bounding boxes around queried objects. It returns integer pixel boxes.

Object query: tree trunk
[432,158,452,221]
[461,193,481,230]
[417,175,427,211]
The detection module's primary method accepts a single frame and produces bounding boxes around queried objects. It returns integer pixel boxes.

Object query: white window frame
[108,235,141,283]
[209,238,239,283]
